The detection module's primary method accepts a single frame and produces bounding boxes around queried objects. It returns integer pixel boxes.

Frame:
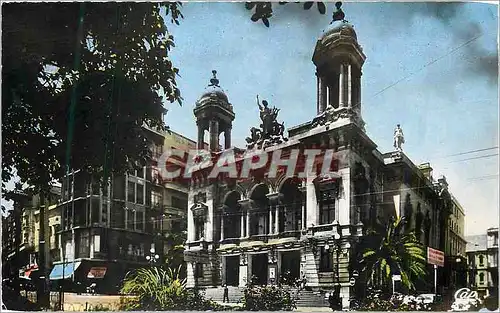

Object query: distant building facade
[466,227,499,298]
[50,125,194,293]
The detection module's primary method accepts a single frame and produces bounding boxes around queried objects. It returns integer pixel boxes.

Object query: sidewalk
[214,301,333,312]
[295,307,332,312]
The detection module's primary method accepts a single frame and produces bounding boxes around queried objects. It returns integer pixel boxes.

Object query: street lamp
[146,247,160,265]
[329,233,342,311]
[455,256,462,288]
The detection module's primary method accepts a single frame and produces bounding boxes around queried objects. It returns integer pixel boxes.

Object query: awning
[87,267,107,279]
[22,266,39,279]
[49,262,81,280]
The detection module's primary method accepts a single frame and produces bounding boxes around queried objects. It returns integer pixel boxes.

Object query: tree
[360,216,427,293]
[163,229,187,277]
[2,1,333,197]
[2,2,183,197]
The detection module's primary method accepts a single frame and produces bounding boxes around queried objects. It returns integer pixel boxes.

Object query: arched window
[479,255,485,266]
[479,272,485,283]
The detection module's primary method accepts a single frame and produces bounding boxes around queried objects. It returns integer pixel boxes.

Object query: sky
[2,2,497,237]
[161,2,499,236]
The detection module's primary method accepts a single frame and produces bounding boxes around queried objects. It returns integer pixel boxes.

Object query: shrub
[119,266,220,311]
[242,285,296,311]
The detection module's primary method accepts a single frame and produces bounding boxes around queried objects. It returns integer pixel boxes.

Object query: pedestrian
[223,284,229,303]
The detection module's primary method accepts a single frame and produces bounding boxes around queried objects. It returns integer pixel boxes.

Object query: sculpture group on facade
[246,95,287,149]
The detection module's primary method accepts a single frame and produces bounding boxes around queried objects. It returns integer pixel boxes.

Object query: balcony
[142,122,165,137]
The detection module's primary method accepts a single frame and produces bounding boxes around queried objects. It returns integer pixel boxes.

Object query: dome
[197,70,229,106]
[320,20,357,41]
[199,85,228,104]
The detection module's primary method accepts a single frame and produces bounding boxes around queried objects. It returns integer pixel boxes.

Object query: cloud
[392,3,498,85]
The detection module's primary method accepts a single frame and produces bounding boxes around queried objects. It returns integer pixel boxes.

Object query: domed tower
[193,70,235,151]
[312,2,366,129]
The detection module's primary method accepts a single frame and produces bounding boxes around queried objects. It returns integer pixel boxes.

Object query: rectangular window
[101,200,108,225]
[319,247,333,272]
[319,187,336,225]
[136,167,145,179]
[91,198,100,224]
[127,181,135,203]
[172,196,188,209]
[195,263,204,279]
[137,181,144,205]
[195,217,205,241]
[126,210,134,230]
[152,191,162,208]
[78,232,90,258]
[137,211,144,231]
[93,235,100,252]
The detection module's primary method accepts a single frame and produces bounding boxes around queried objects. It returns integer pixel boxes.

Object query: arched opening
[222,191,241,239]
[249,184,269,237]
[279,178,303,233]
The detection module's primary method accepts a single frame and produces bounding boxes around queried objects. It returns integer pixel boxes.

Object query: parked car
[417,293,443,304]
[2,302,24,312]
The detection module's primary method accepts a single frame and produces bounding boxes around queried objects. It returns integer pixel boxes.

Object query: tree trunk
[37,195,49,309]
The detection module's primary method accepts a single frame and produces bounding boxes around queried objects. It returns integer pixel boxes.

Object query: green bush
[118,266,221,311]
[85,304,110,311]
[242,285,296,311]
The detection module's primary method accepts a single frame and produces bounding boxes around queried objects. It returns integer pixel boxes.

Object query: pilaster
[306,173,318,227]
[338,167,351,225]
[187,262,195,288]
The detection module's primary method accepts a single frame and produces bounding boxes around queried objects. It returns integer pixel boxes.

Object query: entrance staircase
[201,286,330,307]
[203,287,244,304]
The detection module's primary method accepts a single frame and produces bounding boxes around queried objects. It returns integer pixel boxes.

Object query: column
[320,77,327,112]
[347,64,352,108]
[220,215,224,241]
[246,210,250,237]
[240,213,245,238]
[357,70,362,107]
[339,64,345,107]
[224,128,231,149]
[187,207,194,242]
[197,125,205,149]
[316,73,321,115]
[301,201,306,230]
[209,119,219,151]
[268,208,273,235]
[275,205,279,234]
[187,262,195,288]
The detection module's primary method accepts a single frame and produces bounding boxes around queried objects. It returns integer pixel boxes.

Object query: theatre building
[183,4,452,308]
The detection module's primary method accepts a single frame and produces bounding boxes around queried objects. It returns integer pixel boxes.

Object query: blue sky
[163,2,498,236]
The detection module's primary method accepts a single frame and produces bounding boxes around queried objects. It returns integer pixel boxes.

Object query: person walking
[223,284,229,303]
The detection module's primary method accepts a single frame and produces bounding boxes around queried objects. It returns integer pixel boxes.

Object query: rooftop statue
[393,124,405,152]
[246,95,287,149]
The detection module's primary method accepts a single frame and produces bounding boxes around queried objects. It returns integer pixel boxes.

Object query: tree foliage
[2,1,330,199]
[360,217,427,292]
[245,1,328,27]
[2,2,183,196]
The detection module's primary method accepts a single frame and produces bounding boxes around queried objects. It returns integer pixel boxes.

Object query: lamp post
[146,247,160,265]
[326,233,343,311]
[455,256,462,288]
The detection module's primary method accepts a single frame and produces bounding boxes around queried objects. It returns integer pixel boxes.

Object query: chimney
[418,162,433,181]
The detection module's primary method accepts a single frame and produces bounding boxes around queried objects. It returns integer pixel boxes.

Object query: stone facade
[184,6,454,308]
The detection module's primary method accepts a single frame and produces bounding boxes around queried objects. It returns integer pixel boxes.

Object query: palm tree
[360,216,427,293]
